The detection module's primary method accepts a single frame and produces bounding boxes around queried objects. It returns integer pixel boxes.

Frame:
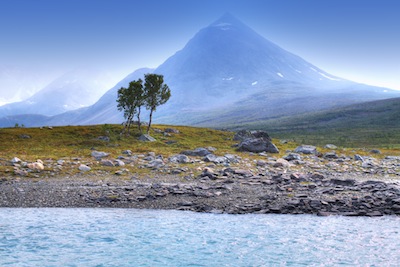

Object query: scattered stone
[164,128,180,134]
[97,136,110,142]
[294,145,317,155]
[354,154,364,161]
[325,144,338,149]
[101,160,115,167]
[147,159,164,169]
[122,150,132,156]
[181,147,211,157]
[78,164,91,172]
[284,153,302,161]
[233,130,271,141]
[237,138,279,153]
[114,159,125,167]
[169,154,191,164]
[27,162,44,171]
[11,157,21,164]
[370,149,381,154]
[204,154,229,164]
[91,151,110,160]
[324,152,338,159]
[138,134,156,142]
[19,134,31,139]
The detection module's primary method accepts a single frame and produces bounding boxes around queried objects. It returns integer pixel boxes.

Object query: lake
[1,208,399,266]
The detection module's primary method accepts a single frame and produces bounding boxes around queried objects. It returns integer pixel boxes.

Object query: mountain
[1,13,399,127]
[0,69,116,118]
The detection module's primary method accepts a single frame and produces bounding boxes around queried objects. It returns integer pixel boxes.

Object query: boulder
[27,162,44,171]
[203,154,229,164]
[101,159,115,167]
[91,151,109,160]
[237,138,279,153]
[164,128,180,134]
[294,145,317,155]
[114,159,125,167]
[11,157,21,164]
[324,144,338,149]
[181,147,211,157]
[284,153,302,161]
[233,130,271,141]
[138,134,156,142]
[147,159,164,169]
[169,154,191,164]
[79,164,91,172]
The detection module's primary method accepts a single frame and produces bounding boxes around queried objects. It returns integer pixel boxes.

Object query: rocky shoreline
[2,129,400,216]
[1,171,400,216]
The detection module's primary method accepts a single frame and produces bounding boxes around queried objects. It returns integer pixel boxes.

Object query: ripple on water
[0,208,400,266]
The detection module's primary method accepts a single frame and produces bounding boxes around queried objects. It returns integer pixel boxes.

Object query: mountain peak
[209,13,248,31]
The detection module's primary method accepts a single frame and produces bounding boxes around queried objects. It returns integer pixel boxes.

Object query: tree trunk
[137,106,142,134]
[147,108,154,134]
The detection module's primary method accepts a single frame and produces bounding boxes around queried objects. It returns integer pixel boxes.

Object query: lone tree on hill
[116,73,171,135]
[117,79,145,134]
[143,74,171,134]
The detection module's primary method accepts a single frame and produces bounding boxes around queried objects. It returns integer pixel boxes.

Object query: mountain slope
[0,69,115,117]
[1,13,399,128]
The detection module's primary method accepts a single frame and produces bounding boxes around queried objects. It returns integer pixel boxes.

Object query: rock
[97,136,110,142]
[206,146,217,152]
[204,154,229,164]
[324,144,337,149]
[294,145,317,155]
[11,157,21,164]
[233,130,271,141]
[169,154,191,164]
[101,160,115,167]
[27,162,44,171]
[224,154,240,163]
[234,169,253,177]
[237,138,279,153]
[57,159,65,165]
[19,134,31,139]
[361,158,378,168]
[181,147,211,157]
[273,158,290,168]
[91,151,110,160]
[138,134,156,142]
[164,128,180,134]
[370,149,381,154]
[283,153,302,161]
[201,167,217,179]
[323,152,338,159]
[256,160,267,167]
[122,150,132,156]
[354,154,364,161]
[114,159,125,167]
[14,168,28,176]
[147,159,164,169]
[78,164,91,172]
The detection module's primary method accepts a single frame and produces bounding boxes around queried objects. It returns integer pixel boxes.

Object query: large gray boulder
[233,130,271,141]
[169,154,191,164]
[138,134,156,142]
[294,145,317,155]
[237,138,279,153]
[181,147,211,157]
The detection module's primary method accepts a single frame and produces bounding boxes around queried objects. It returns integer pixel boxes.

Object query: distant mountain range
[0,13,399,128]
[0,69,116,118]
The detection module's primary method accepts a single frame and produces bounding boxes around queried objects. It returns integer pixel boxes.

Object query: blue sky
[1,0,399,103]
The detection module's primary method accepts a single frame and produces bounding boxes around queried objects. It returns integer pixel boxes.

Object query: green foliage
[117,79,145,134]
[116,74,171,135]
[144,74,171,134]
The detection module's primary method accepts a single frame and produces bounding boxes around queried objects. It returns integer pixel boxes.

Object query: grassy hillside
[220,97,400,148]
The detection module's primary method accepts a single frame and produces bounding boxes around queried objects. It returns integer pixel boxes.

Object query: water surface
[1,208,399,266]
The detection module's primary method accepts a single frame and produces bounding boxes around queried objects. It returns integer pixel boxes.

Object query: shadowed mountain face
[1,14,399,127]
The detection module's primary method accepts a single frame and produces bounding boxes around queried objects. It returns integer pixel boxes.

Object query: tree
[116,79,145,134]
[143,74,171,134]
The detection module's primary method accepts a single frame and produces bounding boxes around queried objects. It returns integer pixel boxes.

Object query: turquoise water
[1,209,400,266]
